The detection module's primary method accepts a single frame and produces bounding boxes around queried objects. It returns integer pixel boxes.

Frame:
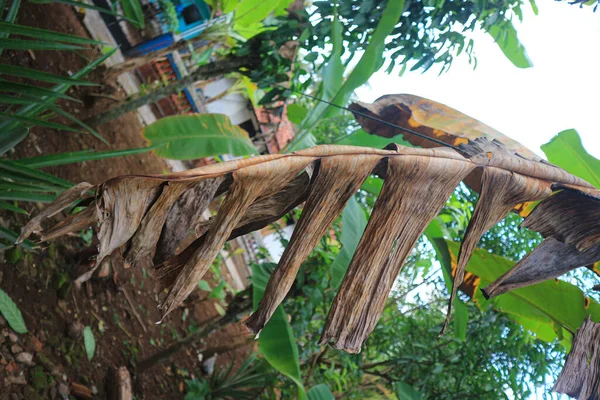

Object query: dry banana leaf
[553,317,600,399]
[349,94,539,160]
[18,182,94,241]
[321,147,475,352]
[245,153,383,334]
[483,238,600,299]
[18,138,600,354]
[349,94,600,338]
[349,94,546,211]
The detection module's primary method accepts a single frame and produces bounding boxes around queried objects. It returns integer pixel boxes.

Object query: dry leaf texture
[553,317,600,399]
[18,140,600,353]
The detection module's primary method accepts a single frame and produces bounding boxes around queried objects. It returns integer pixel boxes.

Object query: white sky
[356,1,600,159]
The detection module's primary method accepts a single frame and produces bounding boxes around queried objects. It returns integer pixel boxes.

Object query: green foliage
[185,355,275,399]
[14,145,164,168]
[157,0,179,33]
[307,384,335,400]
[394,382,422,400]
[83,326,96,361]
[239,19,303,104]
[452,298,468,342]
[0,288,27,333]
[287,103,308,125]
[143,114,257,160]
[542,129,600,188]
[251,262,306,398]
[327,0,404,109]
[485,20,532,68]
[288,0,404,150]
[119,0,145,28]
[0,1,115,154]
[197,280,211,292]
[329,196,366,288]
[366,301,561,399]
[0,2,160,229]
[433,238,600,344]
[0,226,36,250]
[233,0,292,38]
[0,64,98,85]
[308,0,531,74]
[0,21,103,45]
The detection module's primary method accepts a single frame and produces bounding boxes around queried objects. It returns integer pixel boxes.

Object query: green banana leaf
[251,262,306,399]
[287,0,404,151]
[143,114,257,160]
[431,238,600,346]
[541,129,600,188]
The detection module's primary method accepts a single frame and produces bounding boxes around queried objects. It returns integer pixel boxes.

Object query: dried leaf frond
[19,140,600,353]
[553,317,600,399]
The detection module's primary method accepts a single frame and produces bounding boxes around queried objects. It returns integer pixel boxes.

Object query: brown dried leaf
[245,153,383,334]
[153,172,311,291]
[21,137,600,353]
[523,187,600,252]
[349,94,540,160]
[440,166,551,334]
[154,178,223,264]
[18,182,94,243]
[75,177,163,286]
[483,238,600,299]
[320,148,475,352]
[124,182,192,269]
[158,156,315,319]
[39,206,98,242]
[553,317,600,399]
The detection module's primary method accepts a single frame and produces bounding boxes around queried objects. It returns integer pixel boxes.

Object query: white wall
[203,78,253,125]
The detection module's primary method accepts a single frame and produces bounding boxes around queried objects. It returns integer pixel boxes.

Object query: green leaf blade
[0,81,78,101]
[83,326,96,361]
[541,129,600,188]
[307,384,334,400]
[394,382,423,400]
[337,129,412,148]
[0,200,27,214]
[330,196,367,288]
[453,298,468,342]
[0,288,27,333]
[0,38,85,51]
[119,0,145,28]
[0,159,72,188]
[433,238,600,343]
[0,64,97,86]
[0,112,83,132]
[143,114,257,160]
[485,21,533,69]
[251,263,305,398]
[0,21,102,45]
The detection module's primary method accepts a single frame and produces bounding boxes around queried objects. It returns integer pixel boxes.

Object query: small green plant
[158,0,179,33]
[184,355,275,400]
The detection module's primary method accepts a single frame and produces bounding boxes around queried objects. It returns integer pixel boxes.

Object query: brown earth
[0,3,253,399]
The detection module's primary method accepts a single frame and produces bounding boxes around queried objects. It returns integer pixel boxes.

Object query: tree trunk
[134,288,253,374]
[86,56,258,127]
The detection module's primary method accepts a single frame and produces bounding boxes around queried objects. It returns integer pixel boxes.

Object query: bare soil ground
[0,3,253,399]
